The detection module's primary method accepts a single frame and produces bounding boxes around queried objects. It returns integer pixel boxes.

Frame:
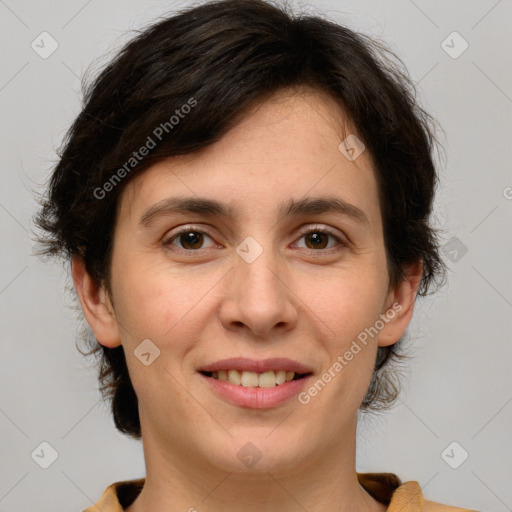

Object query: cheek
[301,268,386,346]
[110,258,212,415]
[110,254,220,351]
[113,276,176,344]
[298,268,386,405]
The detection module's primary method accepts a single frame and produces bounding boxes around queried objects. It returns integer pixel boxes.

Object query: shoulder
[389,480,479,512]
[357,472,478,512]
[81,478,145,512]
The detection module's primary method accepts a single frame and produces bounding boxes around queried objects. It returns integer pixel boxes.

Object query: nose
[218,242,298,339]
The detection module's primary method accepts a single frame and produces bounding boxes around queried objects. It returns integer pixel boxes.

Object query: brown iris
[179,231,204,250]
[304,231,329,250]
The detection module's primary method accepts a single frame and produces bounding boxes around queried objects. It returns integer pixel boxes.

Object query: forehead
[118,87,381,232]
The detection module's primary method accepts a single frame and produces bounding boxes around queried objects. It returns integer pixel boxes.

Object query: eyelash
[163,225,348,254]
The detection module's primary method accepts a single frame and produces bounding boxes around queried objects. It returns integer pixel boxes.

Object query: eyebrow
[139,195,371,229]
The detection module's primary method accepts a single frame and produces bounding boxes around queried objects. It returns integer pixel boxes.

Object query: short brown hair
[35,0,446,438]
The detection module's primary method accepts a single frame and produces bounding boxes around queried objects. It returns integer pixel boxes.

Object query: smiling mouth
[200,369,310,388]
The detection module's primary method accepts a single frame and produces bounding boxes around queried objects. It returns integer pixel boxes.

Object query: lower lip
[200,373,312,409]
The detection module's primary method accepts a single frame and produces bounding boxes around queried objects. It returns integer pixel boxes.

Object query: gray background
[1,0,511,510]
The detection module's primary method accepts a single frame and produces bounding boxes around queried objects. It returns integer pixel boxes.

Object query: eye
[164,227,218,251]
[163,225,347,253]
[293,226,347,251]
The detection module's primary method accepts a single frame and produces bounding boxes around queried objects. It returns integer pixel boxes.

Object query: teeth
[275,370,287,385]
[258,371,276,388]
[210,369,297,387]
[228,369,241,385]
[241,371,259,387]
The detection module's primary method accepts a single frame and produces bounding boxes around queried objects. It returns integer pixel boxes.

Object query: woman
[35,0,477,510]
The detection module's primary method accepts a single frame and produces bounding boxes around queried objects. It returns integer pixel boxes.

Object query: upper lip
[198,357,313,374]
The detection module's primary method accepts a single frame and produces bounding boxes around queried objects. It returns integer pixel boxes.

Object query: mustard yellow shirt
[82,473,478,511]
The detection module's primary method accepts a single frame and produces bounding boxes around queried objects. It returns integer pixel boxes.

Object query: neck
[126,419,386,512]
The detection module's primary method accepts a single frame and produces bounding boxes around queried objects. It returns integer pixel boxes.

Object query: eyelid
[296,223,345,238]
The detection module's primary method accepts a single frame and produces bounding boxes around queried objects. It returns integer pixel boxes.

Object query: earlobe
[71,255,122,348]
[377,260,423,348]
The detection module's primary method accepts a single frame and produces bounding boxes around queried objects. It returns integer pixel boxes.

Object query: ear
[72,255,122,348]
[377,260,423,348]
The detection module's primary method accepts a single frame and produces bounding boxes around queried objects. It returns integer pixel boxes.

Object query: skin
[73,87,422,512]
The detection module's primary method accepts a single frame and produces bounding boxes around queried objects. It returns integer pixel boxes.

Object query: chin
[211,427,315,476]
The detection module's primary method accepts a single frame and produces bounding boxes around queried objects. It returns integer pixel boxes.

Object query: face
[78,88,417,477]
